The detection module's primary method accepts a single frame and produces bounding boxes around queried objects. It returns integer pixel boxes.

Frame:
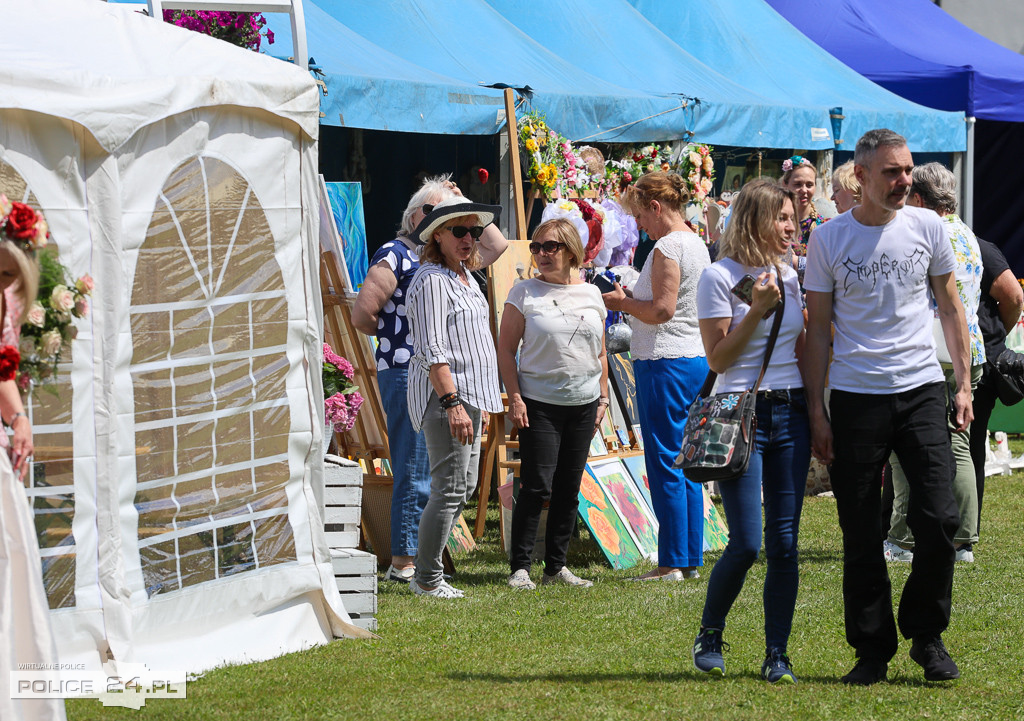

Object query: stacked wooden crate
[324,454,377,632]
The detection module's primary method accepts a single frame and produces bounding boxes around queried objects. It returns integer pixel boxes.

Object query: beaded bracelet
[440,392,463,410]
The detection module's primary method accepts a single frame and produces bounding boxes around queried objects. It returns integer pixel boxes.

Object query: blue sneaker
[761,648,797,684]
[693,628,728,676]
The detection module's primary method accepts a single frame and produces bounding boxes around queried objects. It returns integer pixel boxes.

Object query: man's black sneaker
[910,636,960,681]
[841,658,888,685]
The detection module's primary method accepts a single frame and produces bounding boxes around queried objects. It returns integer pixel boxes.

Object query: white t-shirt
[697,259,804,393]
[803,205,955,394]
[505,279,607,406]
[629,230,709,361]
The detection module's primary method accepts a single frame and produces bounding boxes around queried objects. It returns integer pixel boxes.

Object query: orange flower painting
[587,508,620,556]
[579,472,607,510]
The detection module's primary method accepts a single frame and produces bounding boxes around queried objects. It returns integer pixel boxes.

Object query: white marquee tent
[0,0,367,680]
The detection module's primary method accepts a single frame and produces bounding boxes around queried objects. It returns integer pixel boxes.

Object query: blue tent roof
[629,0,966,152]
[483,0,832,149]
[766,0,1024,122]
[298,0,690,143]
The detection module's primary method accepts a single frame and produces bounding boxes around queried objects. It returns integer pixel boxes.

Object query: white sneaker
[384,565,415,583]
[508,569,536,590]
[883,540,913,563]
[410,579,464,598]
[955,547,975,563]
[540,567,593,588]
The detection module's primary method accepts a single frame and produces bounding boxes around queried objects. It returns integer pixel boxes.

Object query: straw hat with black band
[414,196,502,245]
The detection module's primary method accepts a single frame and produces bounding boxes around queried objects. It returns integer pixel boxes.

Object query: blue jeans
[378,366,431,557]
[700,390,810,654]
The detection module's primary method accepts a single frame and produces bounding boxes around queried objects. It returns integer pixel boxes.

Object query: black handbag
[992,347,1024,406]
[673,276,786,481]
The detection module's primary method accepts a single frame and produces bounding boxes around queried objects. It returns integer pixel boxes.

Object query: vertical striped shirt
[406,262,503,431]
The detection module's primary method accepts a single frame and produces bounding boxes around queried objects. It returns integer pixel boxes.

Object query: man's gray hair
[911,162,958,214]
[399,174,457,238]
[854,129,908,166]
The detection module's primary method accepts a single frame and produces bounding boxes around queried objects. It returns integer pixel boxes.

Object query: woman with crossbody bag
[690,179,811,684]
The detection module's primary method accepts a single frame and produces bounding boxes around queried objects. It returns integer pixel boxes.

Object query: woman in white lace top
[602,171,710,581]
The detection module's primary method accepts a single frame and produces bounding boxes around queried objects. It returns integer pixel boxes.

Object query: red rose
[651,149,658,158]
[477,168,489,184]
[0,344,20,381]
[4,202,39,241]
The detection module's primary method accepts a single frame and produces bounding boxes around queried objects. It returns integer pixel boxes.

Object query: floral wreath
[0,194,93,392]
[781,155,813,173]
[677,143,715,204]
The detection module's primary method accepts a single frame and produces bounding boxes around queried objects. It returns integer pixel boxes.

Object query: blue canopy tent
[628,0,966,154]
[483,0,832,150]
[295,0,689,143]
[766,0,1024,273]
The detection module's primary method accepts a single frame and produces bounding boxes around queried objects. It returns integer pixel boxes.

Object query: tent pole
[503,88,527,239]
[965,116,976,227]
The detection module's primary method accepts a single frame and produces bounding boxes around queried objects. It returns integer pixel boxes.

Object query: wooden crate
[324,455,376,631]
[331,548,377,632]
[324,454,363,549]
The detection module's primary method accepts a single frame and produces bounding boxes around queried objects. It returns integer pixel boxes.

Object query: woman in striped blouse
[406,197,507,599]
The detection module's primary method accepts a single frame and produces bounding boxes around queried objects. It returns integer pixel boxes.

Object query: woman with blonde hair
[353,175,508,584]
[499,218,609,589]
[691,179,810,684]
[0,198,67,720]
[405,197,507,599]
[831,160,860,214]
[602,171,710,581]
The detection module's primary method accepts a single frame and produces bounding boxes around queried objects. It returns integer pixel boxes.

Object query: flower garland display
[518,111,596,201]
[323,343,363,433]
[606,144,673,193]
[18,249,93,394]
[163,10,274,51]
[677,143,716,204]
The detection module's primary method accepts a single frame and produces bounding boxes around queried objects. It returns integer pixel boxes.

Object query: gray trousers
[413,394,483,588]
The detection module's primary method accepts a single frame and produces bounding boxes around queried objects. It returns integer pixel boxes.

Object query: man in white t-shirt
[804,129,973,686]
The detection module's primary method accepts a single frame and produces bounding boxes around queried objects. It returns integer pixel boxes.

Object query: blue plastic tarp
[290,0,691,142]
[766,0,1024,122]
[629,0,966,152]
[484,0,833,149]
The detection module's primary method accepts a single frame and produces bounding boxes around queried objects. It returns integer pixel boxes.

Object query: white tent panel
[0,0,368,687]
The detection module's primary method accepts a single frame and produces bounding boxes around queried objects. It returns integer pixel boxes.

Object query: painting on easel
[608,353,640,428]
[324,181,369,290]
[576,469,643,570]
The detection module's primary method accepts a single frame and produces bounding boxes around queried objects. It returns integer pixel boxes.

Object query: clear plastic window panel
[131,156,296,598]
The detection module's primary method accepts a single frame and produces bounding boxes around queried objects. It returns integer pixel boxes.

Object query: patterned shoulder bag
[673,276,786,481]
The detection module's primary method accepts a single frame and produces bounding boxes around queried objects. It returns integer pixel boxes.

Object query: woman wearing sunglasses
[352,175,468,584]
[405,196,508,598]
[602,171,711,582]
[497,219,609,590]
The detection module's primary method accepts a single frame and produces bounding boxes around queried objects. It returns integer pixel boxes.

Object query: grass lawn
[67,468,1024,720]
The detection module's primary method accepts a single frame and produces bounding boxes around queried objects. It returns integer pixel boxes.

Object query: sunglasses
[529,240,565,255]
[446,225,485,239]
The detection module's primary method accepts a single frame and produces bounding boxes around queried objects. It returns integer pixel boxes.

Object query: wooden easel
[320,250,390,465]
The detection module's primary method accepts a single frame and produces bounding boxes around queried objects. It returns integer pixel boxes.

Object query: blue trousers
[633,355,708,568]
[700,391,810,653]
[378,366,431,557]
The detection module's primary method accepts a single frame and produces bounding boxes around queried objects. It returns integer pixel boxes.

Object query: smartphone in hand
[730,273,776,318]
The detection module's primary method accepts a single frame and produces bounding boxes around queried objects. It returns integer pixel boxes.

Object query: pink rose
[0,194,11,218]
[74,297,89,318]
[75,275,94,294]
[27,301,46,327]
[40,329,63,358]
[50,285,75,313]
